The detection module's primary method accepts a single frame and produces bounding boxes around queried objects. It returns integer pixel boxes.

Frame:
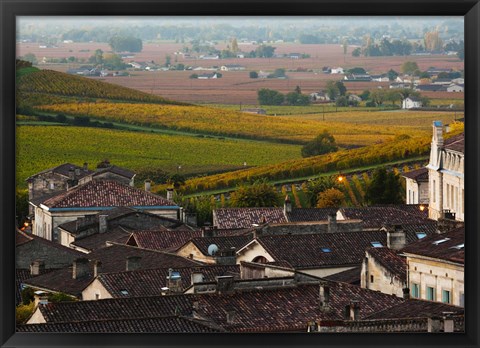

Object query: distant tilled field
[17,42,464,104]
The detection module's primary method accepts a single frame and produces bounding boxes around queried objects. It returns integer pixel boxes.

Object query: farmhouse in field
[220,64,245,71]
[402,97,423,109]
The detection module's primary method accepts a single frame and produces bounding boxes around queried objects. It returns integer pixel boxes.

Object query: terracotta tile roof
[366,298,464,320]
[189,235,253,256]
[286,208,338,222]
[195,282,404,332]
[97,265,240,298]
[71,227,132,252]
[401,226,464,264]
[323,267,361,285]
[213,208,286,229]
[23,244,202,296]
[16,230,85,258]
[41,180,177,209]
[256,231,389,269]
[444,133,464,153]
[27,163,93,181]
[33,282,405,332]
[17,316,224,333]
[402,168,429,181]
[213,207,340,229]
[366,247,407,282]
[36,294,196,322]
[127,229,202,252]
[340,206,432,229]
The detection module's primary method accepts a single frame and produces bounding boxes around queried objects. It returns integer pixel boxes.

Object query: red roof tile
[213,208,286,229]
[128,228,202,252]
[256,232,389,269]
[401,226,464,264]
[42,180,176,208]
[18,316,224,333]
[97,265,240,298]
[444,133,464,153]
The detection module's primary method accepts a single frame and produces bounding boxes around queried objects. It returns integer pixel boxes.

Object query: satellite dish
[207,244,219,256]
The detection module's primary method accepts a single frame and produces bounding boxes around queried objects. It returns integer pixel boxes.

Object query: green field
[16,126,301,188]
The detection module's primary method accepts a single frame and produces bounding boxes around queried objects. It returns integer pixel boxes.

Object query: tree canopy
[109,36,143,52]
[316,188,346,208]
[364,167,403,205]
[301,130,338,158]
[230,180,280,207]
[257,88,284,105]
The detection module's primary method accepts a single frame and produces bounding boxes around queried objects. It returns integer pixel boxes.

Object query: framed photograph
[1,1,479,347]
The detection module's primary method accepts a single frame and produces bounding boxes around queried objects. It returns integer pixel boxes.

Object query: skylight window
[416,232,427,239]
[120,290,129,295]
[371,242,383,248]
[433,238,450,245]
[321,248,332,253]
[450,243,464,250]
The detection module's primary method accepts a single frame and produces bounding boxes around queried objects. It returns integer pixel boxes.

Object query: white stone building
[403,168,429,205]
[426,121,464,221]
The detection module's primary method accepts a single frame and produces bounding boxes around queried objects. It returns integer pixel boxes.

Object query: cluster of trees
[360,88,429,108]
[352,38,414,57]
[352,33,463,58]
[87,49,129,70]
[325,80,347,100]
[257,87,310,106]
[301,130,338,158]
[108,36,143,52]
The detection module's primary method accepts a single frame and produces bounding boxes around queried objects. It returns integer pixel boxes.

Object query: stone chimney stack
[75,168,81,177]
[98,214,108,234]
[284,195,292,215]
[83,162,89,172]
[346,300,360,321]
[327,213,337,233]
[68,167,75,181]
[93,260,102,277]
[387,225,406,250]
[126,256,141,271]
[72,258,89,279]
[34,290,49,307]
[144,180,151,192]
[30,260,45,276]
[166,188,174,201]
[319,282,331,312]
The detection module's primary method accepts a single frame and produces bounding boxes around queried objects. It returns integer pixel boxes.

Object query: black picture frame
[1,1,479,347]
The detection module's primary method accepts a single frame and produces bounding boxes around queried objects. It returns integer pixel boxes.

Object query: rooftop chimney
[402,287,410,300]
[93,260,102,277]
[319,282,331,312]
[167,268,183,293]
[144,180,151,192]
[226,310,236,324]
[216,275,234,293]
[98,214,108,234]
[327,213,337,233]
[75,168,81,177]
[166,188,174,201]
[68,167,75,180]
[345,300,360,321]
[428,317,442,333]
[126,256,142,271]
[284,195,292,214]
[30,260,45,276]
[83,162,89,172]
[72,258,89,279]
[34,290,49,307]
[387,225,406,250]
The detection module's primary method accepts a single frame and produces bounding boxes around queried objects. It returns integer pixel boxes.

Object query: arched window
[252,256,268,264]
